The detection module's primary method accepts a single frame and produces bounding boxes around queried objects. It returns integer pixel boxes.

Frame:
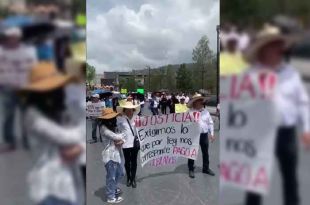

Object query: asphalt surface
[86,104,220,205]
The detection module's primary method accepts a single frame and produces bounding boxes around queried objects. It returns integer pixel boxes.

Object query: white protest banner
[220,71,278,195]
[86,102,102,117]
[134,112,201,167]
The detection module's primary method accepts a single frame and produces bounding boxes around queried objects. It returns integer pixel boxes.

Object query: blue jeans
[0,89,18,146]
[38,196,75,205]
[105,160,124,200]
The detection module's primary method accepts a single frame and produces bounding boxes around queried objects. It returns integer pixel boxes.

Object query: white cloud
[87,0,219,72]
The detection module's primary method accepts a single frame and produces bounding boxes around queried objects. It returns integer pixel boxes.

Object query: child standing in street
[98,108,126,203]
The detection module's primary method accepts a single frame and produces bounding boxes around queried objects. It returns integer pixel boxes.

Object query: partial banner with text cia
[220,71,278,195]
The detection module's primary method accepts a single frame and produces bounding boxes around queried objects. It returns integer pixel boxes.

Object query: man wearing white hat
[245,25,310,205]
[187,94,215,178]
[220,31,248,76]
[87,93,104,143]
[0,26,37,152]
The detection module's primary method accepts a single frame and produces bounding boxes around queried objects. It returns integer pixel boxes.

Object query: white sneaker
[107,196,124,203]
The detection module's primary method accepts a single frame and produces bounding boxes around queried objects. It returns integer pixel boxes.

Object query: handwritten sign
[134,112,201,167]
[175,104,189,113]
[220,71,278,195]
[121,88,127,94]
[86,102,102,117]
[0,46,37,88]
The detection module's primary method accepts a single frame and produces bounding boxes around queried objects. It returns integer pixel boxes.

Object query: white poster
[220,71,278,195]
[134,112,201,167]
[0,46,37,88]
[86,102,102,117]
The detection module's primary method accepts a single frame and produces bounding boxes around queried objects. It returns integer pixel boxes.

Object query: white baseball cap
[92,94,100,98]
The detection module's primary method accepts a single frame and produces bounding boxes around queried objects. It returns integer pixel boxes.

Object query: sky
[87,0,219,73]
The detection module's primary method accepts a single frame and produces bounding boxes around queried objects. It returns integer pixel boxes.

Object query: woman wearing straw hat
[244,25,310,205]
[187,93,215,178]
[98,108,125,203]
[116,101,140,188]
[22,62,85,205]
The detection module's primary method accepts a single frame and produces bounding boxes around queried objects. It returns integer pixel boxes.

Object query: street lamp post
[216,25,220,104]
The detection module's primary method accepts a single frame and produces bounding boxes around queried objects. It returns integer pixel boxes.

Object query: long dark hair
[24,88,66,122]
[100,117,117,132]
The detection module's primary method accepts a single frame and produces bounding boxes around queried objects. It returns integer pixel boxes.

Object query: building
[100,70,148,91]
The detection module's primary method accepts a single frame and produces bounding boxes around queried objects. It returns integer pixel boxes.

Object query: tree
[119,76,136,92]
[126,76,136,92]
[176,64,193,92]
[86,63,96,85]
[221,0,310,26]
[192,35,215,89]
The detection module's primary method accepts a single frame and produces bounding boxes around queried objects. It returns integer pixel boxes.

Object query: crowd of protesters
[86,89,217,203]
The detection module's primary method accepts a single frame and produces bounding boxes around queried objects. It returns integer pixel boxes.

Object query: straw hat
[116,101,140,116]
[98,108,119,120]
[245,24,295,62]
[23,62,73,92]
[187,93,207,108]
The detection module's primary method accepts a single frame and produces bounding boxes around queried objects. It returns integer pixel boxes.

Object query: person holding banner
[244,25,310,205]
[180,96,186,105]
[0,27,37,152]
[87,94,104,144]
[116,101,140,188]
[187,94,215,178]
[175,96,189,113]
[98,108,125,204]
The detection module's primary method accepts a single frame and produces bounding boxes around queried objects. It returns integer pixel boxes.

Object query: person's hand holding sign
[209,135,215,143]
[61,144,83,163]
[114,139,124,148]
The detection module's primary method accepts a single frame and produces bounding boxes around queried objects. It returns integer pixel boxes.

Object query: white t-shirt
[0,45,37,88]
[185,96,190,104]
[239,32,250,51]
[153,100,159,108]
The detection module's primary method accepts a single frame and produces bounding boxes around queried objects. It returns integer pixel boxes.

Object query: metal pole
[216,25,220,104]
[201,66,204,89]
[148,66,151,92]
[133,69,136,91]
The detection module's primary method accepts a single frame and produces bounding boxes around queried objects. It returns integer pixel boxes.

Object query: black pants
[188,133,209,171]
[151,108,159,115]
[123,147,139,180]
[161,105,167,114]
[245,126,299,205]
[80,165,86,190]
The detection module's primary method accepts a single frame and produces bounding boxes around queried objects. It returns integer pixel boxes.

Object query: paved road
[86,104,220,205]
[0,104,33,205]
